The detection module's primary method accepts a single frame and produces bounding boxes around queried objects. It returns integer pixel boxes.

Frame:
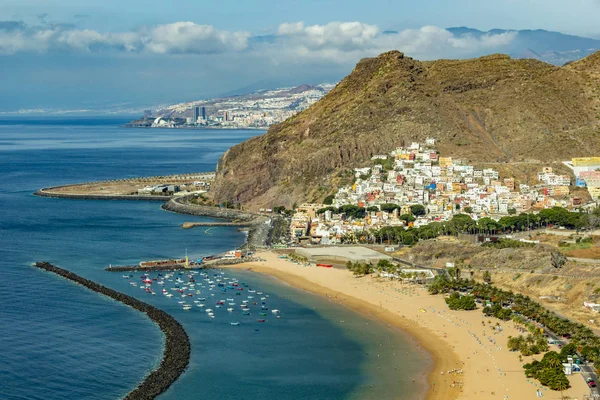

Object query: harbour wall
[35,188,169,202]
[162,197,272,249]
[32,262,190,400]
[105,258,250,272]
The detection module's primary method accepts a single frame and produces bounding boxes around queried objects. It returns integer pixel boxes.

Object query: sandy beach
[225,251,589,400]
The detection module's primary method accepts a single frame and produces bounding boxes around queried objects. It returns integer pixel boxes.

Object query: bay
[0,117,428,400]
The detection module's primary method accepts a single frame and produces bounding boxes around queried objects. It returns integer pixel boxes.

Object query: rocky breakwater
[33,262,190,400]
[162,197,272,249]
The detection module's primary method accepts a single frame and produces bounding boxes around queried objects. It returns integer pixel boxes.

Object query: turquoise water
[0,118,428,399]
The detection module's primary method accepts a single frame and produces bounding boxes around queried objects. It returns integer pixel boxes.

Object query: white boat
[230,322,239,326]
[183,305,192,310]
[272,309,280,314]
[227,308,234,312]
[205,309,213,313]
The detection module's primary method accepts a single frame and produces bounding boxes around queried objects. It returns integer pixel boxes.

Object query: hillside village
[287,139,600,244]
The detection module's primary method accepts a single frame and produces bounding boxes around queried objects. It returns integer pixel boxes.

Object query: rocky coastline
[162,197,273,248]
[33,262,190,400]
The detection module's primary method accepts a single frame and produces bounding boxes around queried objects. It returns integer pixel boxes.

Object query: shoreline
[32,262,190,400]
[221,251,591,400]
[221,255,462,400]
[34,188,169,201]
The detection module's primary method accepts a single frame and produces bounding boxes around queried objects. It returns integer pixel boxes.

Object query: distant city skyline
[2,0,600,113]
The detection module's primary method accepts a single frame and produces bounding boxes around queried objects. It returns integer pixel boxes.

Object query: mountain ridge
[211,50,600,209]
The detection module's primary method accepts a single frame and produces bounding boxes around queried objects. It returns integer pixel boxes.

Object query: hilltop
[212,51,600,209]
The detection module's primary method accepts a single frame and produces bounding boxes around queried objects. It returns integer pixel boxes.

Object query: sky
[2,0,600,114]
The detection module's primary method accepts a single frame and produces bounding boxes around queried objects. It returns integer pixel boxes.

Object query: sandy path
[224,251,589,400]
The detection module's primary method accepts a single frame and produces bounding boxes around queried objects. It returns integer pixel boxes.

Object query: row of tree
[339,206,599,247]
[345,261,374,276]
[524,352,571,392]
[428,275,600,385]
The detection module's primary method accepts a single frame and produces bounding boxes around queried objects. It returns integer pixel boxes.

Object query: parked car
[587,378,597,388]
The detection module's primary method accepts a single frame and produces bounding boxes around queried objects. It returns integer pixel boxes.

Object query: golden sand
[224,251,590,400]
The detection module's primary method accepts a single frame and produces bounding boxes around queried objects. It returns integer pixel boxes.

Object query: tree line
[336,206,598,246]
[428,274,600,391]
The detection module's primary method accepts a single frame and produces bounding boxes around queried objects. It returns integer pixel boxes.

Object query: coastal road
[532,322,599,398]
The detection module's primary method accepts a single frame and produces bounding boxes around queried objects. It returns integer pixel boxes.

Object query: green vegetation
[323,194,335,205]
[524,352,570,391]
[318,206,594,247]
[483,303,513,320]
[445,292,477,310]
[288,253,308,263]
[273,206,294,216]
[507,334,549,356]
[380,203,401,213]
[410,204,426,216]
[426,275,600,388]
[345,261,374,276]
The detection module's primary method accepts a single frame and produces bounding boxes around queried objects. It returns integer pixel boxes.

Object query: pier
[181,221,252,229]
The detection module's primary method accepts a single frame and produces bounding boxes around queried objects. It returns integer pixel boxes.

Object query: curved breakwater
[32,262,190,400]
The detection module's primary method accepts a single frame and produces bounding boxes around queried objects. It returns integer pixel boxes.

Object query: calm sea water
[0,117,428,400]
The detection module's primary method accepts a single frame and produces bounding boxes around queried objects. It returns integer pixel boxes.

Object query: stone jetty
[105,257,250,272]
[33,262,190,400]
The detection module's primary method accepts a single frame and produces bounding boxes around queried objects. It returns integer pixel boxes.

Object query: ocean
[0,117,428,400]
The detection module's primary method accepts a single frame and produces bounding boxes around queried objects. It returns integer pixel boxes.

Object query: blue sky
[2,0,600,113]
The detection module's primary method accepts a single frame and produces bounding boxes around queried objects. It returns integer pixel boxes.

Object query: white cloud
[0,21,250,55]
[0,20,516,61]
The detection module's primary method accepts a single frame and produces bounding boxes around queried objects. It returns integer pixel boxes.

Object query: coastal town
[126,84,334,129]
[286,139,600,245]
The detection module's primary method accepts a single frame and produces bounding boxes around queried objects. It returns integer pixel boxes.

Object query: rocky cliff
[212,51,600,209]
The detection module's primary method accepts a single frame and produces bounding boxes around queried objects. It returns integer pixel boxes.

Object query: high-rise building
[201,107,206,120]
[194,106,200,122]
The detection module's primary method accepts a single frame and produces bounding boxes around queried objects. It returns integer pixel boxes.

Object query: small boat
[272,309,280,314]
[205,309,213,313]
[242,312,251,315]
[230,322,240,326]
[257,319,266,323]
[259,312,267,316]
[227,308,234,312]
[183,304,192,311]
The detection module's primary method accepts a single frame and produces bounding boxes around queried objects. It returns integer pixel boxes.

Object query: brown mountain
[212,51,600,209]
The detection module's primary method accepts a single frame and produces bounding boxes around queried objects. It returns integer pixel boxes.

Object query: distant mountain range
[437,27,599,65]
